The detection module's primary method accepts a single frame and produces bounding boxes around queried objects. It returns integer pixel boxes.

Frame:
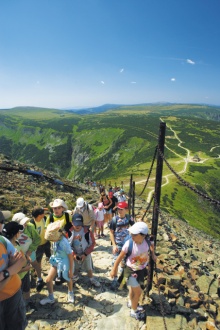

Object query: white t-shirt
[122,239,149,271]
[95,209,104,221]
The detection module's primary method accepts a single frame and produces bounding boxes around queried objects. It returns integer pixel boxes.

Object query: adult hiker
[110,222,157,320]
[73,197,96,232]
[0,234,27,330]
[99,192,112,226]
[108,191,118,216]
[108,201,134,290]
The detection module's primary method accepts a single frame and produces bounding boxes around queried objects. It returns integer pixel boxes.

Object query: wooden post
[132,181,135,219]
[147,122,166,295]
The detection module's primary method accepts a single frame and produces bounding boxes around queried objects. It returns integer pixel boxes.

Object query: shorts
[0,289,27,330]
[127,275,140,287]
[105,209,112,214]
[21,271,30,293]
[96,220,104,228]
[30,251,36,262]
[50,255,73,282]
[74,254,93,273]
[36,241,51,262]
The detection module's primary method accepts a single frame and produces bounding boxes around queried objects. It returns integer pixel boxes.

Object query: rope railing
[157,148,220,206]
[138,145,158,197]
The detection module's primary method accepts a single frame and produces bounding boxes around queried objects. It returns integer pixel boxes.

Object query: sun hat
[98,202,104,209]
[2,221,24,239]
[76,197,85,208]
[49,199,68,210]
[129,222,148,235]
[117,202,128,209]
[12,212,30,226]
[45,220,64,241]
[0,210,11,224]
[72,213,83,226]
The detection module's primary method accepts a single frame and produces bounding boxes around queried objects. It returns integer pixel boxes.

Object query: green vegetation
[0,103,220,238]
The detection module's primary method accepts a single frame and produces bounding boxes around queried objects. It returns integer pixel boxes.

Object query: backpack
[111,214,134,231]
[125,236,151,261]
[49,212,72,237]
[0,235,7,248]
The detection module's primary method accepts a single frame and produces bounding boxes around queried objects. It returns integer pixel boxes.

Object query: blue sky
[0,0,220,109]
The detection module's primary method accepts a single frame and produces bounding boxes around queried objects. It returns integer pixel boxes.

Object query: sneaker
[90,278,101,287]
[72,275,79,282]
[97,235,101,239]
[40,297,55,305]
[67,292,74,303]
[36,279,45,292]
[101,234,106,237]
[130,309,146,320]
[127,301,144,311]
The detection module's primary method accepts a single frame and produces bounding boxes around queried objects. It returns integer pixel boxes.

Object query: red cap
[117,202,128,209]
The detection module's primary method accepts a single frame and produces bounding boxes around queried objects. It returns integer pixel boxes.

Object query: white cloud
[186,59,195,65]
[120,68,124,73]
[100,81,105,84]
[171,78,176,82]
[130,81,136,84]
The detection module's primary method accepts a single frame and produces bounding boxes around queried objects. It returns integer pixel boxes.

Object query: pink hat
[98,202,103,208]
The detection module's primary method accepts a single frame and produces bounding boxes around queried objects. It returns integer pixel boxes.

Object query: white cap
[49,199,68,210]
[12,212,30,226]
[76,197,85,208]
[129,222,148,235]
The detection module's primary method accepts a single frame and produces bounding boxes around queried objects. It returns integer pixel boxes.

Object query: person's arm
[150,244,157,262]
[26,224,41,254]
[110,250,126,278]
[84,230,95,256]
[0,251,25,282]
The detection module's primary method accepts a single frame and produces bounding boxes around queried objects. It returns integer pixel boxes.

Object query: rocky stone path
[26,229,145,330]
[25,215,220,330]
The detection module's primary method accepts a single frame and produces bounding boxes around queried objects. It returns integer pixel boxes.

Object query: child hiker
[94,202,105,238]
[40,220,74,305]
[110,222,157,320]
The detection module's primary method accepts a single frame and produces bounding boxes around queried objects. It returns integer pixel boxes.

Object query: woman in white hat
[110,221,157,321]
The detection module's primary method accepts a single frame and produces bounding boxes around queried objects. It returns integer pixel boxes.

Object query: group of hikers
[0,188,157,329]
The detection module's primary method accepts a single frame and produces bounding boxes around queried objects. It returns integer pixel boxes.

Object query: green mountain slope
[0,104,220,238]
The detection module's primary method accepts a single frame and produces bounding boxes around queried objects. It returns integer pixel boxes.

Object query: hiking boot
[90,278,101,287]
[67,292,74,303]
[40,297,55,305]
[130,309,146,320]
[36,279,45,292]
[101,234,106,237]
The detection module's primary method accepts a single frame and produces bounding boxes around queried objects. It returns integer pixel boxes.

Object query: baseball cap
[72,213,83,226]
[76,197,85,208]
[117,202,128,209]
[2,221,24,239]
[129,222,148,235]
[12,212,30,226]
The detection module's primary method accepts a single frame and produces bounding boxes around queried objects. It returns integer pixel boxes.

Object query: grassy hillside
[0,104,220,238]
